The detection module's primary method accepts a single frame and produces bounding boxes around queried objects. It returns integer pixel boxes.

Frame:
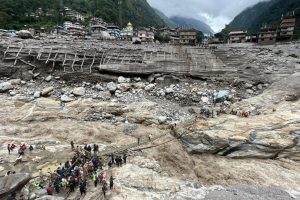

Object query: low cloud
[148,0,267,32]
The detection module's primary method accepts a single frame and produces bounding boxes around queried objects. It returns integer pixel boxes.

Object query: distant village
[221,12,297,45]
[0,6,200,46]
[0,6,297,46]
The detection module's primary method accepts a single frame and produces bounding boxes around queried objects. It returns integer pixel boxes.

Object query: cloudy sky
[148,0,267,32]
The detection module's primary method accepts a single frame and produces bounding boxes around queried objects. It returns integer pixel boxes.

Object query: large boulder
[41,87,54,96]
[118,83,132,92]
[16,30,33,39]
[72,87,85,96]
[61,95,74,102]
[213,90,229,102]
[107,82,117,92]
[0,82,13,92]
[21,70,34,81]
[118,76,130,83]
[145,84,156,92]
[0,173,31,197]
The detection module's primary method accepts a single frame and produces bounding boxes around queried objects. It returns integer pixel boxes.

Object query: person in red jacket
[47,185,54,195]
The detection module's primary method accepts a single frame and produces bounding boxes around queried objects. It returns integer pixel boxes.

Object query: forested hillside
[0,0,165,31]
[223,0,300,39]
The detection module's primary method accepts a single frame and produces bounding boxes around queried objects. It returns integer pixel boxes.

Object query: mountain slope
[170,16,214,34]
[154,8,176,28]
[0,0,165,30]
[225,0,300,39]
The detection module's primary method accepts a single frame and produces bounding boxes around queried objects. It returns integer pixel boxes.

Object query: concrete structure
[107,25,121,40]
[63,22,86,36]
[179,29,197,45]
[159,27,180,44]
[208,37,221,44]
[228,31,247,43]
[138,29,154,43]
[258,27,277,45]
[90,25,107,39]
[278,15,296,41]
[245,34,259,43]
[121,22,134,41]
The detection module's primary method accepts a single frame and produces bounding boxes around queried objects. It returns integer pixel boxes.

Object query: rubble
[16,30,33,39]
[61,94,74,102]
[0,38,299,199]
[107,82,117,92]
[0,82,13,92]
[145,83,156,91]
[41,87,54,96]
[0,173,31,196]
[72,87,85,96]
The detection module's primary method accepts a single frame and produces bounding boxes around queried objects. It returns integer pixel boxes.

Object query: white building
[138,29,154,43]
[63,22,86,36]
[121,22,134,41]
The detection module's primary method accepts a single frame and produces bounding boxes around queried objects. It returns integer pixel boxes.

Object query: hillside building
[159,27,180,44]
[63,7,85,21]
[258,27,277,45]
[278,15,296,42]
[90,25,107,39]
[179,29,197,45]
[63,21,86,36]
[228,31,247,43]
[121,22,134,41]
[107,25,121,40]
[138,29,155,43]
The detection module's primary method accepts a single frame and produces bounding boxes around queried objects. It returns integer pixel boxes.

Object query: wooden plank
[19,59,37,69]
[3,45,10,57]
[99,51,105,69]
[89,53,96,73]
[14,45,23,65]
[51,53,58,72]
[80,51,86,72]
[45,47,53,64]
[63,53,67,72]
[71,51,77,72]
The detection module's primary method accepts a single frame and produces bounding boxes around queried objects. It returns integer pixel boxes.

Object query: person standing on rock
[92,171,99,187]
[54,178,60,194]
[109,176,114,190]
[79,179,87,195]
[93,144,99,154]
[108,160,112,168]
[111,154,115,164]
[70,141,74,150]
[69,177,75,192]
[137,137,140,145]
[7,144,11,154]
[47,184,54,195]
[123,154,127,164]
[102,181,108,198]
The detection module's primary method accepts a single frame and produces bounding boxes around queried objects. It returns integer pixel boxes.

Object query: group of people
[5,141,128,199]
[108,154,127,168]
[37,142,128,198]
[7,143,33,166]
